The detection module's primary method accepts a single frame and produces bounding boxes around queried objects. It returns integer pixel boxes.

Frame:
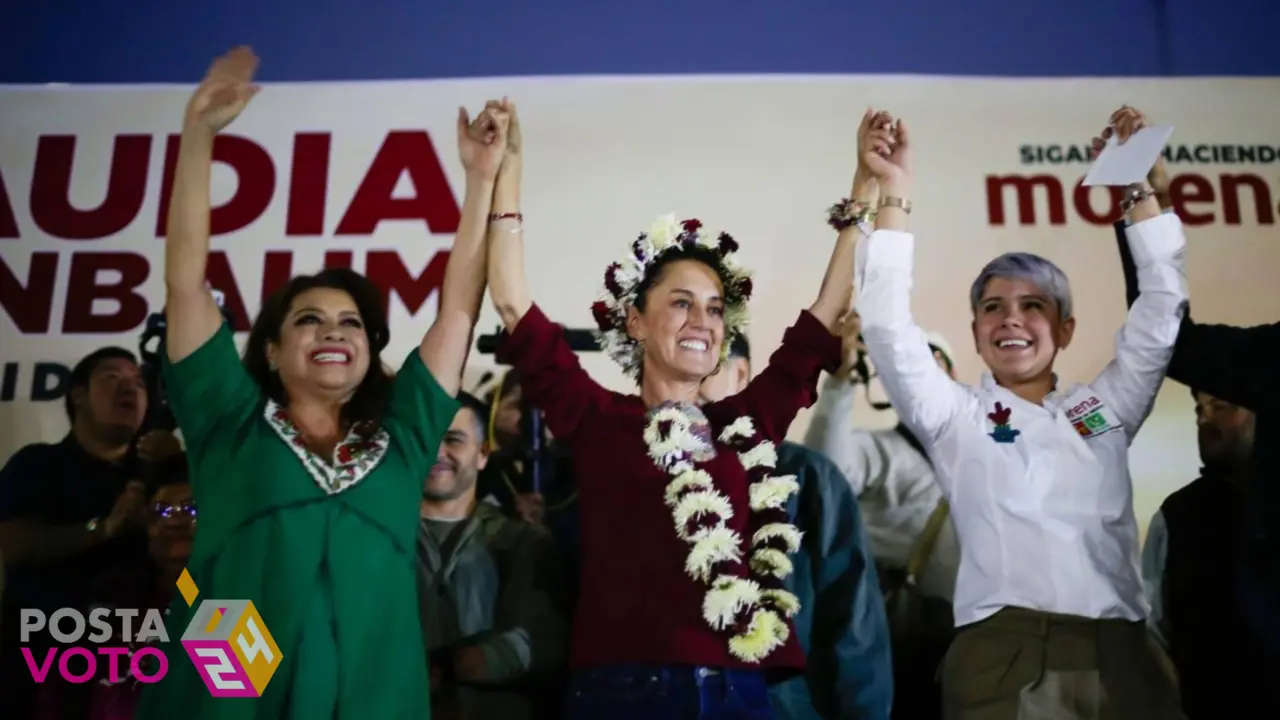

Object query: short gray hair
[968,252,1073,320]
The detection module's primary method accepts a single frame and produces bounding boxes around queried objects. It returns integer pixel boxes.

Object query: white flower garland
[647,407,804,663]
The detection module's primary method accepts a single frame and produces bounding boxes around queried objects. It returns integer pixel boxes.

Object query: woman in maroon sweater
[484,101,892,718]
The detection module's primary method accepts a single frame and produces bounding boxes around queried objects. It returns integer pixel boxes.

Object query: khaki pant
[940,607,1184,720]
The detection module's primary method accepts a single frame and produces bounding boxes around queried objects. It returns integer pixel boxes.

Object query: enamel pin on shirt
[988,402,1021,443]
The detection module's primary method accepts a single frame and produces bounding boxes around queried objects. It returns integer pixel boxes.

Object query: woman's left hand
[457,100,509,181]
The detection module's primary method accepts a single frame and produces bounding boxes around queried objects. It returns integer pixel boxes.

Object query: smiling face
[627,258,726,382]
[266,287,371,401]
[423,406,489,502]
[972,276,1075,385]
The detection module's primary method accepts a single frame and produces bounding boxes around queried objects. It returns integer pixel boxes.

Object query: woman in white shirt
[839,106,1187,719]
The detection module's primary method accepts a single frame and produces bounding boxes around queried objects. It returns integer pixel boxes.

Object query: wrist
[179,120,216,143]
[880,179,912,199]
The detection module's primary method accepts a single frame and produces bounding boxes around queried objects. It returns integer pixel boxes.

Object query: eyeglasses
[152,501,197,520]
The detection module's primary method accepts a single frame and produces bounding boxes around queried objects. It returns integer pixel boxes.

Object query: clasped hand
[458,98,520,182]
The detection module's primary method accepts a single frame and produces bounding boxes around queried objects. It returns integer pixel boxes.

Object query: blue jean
[565,664,774,719]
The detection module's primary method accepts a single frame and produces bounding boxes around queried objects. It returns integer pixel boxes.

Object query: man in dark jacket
[1112,111,1280,714]
[701,335,893,719]
[1141,389,1266,718]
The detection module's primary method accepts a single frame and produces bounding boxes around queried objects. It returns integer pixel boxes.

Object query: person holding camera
[483,102,887,718]
[136,47,499,719]
[854,107,1187,718]
[804,309,959,720]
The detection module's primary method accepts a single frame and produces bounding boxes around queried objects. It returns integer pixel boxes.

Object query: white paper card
[1082,124,1174,187]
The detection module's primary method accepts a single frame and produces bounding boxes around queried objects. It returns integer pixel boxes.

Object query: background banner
[2,76,1277,534]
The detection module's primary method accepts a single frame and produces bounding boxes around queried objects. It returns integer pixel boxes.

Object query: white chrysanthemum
[728,608,789,663]
[748,475,799,511]
[719,417,756,444]
[724,304,750,335]
[751,523,803,553]
[643,407,695,469]
[664,469,715,507]
[702,575,762,630]
[749,548,794,579]
[672,490,734,540]
[761,588,801,618]
[647,213,679,250]
[685,527,744,583]
[738,441,778,472]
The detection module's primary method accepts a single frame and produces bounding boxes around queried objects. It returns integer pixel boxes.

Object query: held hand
[860,110,911,190]
[103,481,148,538]
[853,109,892,191]
[457,100,510,181]
[136,430,182,462]
[1091,105,1168,194]
[515,492,546,526]
[185,46,260,132]
[836,310,867,376]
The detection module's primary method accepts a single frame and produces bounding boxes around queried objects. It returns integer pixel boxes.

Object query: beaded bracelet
[489,212,523,222]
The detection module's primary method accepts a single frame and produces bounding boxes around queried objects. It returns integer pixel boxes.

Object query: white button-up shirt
[854,213,1189,627]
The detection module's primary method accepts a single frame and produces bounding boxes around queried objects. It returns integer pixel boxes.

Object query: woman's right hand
[185,46,260,132]
[458,100,510,182]
[860,110,910,191]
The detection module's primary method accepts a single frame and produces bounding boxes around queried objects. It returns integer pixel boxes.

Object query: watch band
[878,196,912,214]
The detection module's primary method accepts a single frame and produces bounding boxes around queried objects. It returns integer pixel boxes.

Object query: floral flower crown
[590,214,754,379]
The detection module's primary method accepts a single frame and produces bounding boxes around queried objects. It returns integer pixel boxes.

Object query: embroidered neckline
[643,403,802,663]
[263,399,390,495]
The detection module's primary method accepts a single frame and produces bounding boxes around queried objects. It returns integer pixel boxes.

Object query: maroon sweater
[497,304,839,673]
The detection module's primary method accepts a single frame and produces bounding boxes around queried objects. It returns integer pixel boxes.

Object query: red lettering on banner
[286,133,331,236]
[336,132,460,236]
[63,252,151,333]
[986,172,1277,227]
[8,130,459,239]
[0,252,58,332]
[324,251,353,270]
[366,250,450,317]
[31,135,151,240]
[261,251,295,306]
[155,135,276,237]
[0,169,18,238]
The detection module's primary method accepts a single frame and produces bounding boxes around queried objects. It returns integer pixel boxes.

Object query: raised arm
[416,104,505,397]
[856,115,969,444]
[165,47,260,362]
[487,102,533,331]
[1089,108,1189,434]
[807,111,883,331]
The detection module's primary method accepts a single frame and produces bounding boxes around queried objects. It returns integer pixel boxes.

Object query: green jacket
[417,502,567,719]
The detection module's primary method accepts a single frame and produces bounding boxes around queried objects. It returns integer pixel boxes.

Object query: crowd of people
[1,45,1278,720]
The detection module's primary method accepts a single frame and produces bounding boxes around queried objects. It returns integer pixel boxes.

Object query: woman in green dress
[137,47,510,719]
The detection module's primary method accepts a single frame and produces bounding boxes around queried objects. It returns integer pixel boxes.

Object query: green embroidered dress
[137,325,458,719]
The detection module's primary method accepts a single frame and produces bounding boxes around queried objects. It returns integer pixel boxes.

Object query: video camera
[475,325,599,493]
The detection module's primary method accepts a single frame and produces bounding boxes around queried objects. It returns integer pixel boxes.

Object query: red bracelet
[489,212,523,222]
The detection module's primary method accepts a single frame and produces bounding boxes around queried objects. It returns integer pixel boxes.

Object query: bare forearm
[0,520,101,566]
[810,172,876,329]
[165,125,215,295]
[488,164,532,329]
[419,175,494,394]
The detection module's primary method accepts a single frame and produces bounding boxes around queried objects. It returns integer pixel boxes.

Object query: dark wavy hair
[243,269,393,436]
